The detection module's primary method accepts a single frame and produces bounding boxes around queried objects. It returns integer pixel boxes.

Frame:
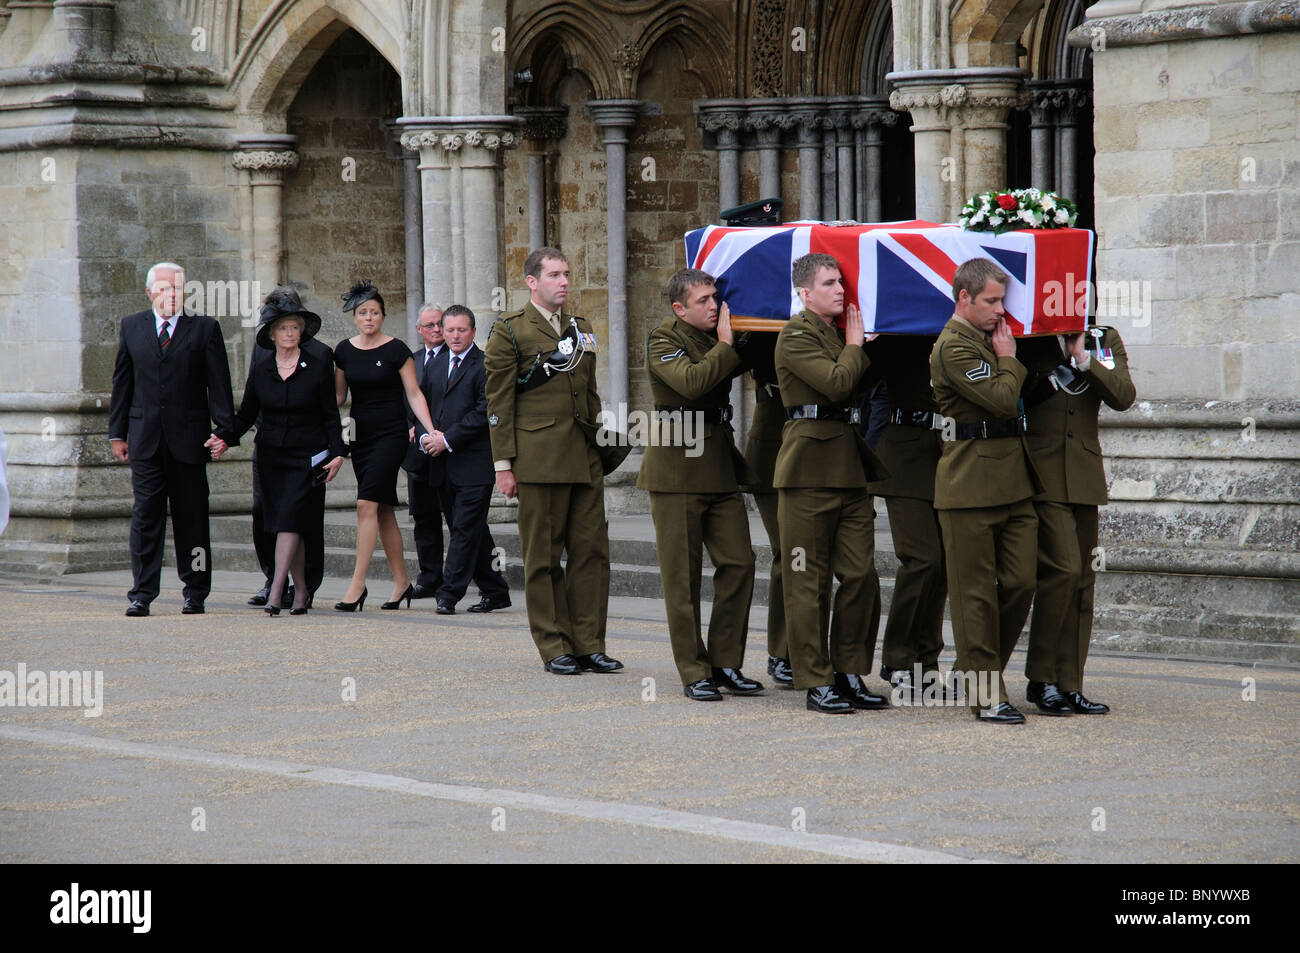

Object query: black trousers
[128,443,211,604]
[435,480,509,604]
[251,449,325,594]
[408,473,445,590]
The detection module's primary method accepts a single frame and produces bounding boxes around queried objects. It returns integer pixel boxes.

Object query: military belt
[785,404,861,424]
[951,416,1027,440]
[890,407,944,430]
[653,404,732,424]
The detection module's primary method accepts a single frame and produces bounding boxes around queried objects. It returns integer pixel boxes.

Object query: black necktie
[159,320,171,350]
[446,354,459,391]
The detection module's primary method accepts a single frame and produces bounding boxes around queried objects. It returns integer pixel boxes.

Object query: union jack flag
[684,220,1095,335]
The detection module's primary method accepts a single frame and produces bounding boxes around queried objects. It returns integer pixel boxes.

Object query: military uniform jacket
[483,301,603,484]
[930,316,1039,509]
[773,309,887,489]
[1019,327,1135,505]
[637,315,749,493]
[864,334,942,501]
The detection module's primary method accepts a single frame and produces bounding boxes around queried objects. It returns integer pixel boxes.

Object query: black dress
[335,336,413,505]
[219,348,348,533]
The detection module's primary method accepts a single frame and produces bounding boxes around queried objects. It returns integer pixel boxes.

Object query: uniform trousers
[128,443,211,604]
[779,487,880,690]
[751,490,788,661]
[937,501,1037,707]
[880,496,947,672]
[1025,501,1100,693]
[515,450,609,662]
[649,490,755,685]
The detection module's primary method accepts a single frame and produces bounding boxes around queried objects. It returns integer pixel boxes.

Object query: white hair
[417,302,442,317]
[145,261,184,291]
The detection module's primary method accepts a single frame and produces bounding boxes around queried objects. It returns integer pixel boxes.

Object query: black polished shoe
[410,584,439,600]
[1066,690,1110,715]
[543,654,583,675]
[767,655,794,686]
[1027,680,1074,716]
[881,665,916,703]
[684,678,724,701]
[289,607,309,616]
[181,598,205,615]
[247,585,271,607]
[466,593,512,613]
[382,584,414,610]
[806,685,854,714]
[124,601,150,617]
[435,599,456,615]
[976,701,1027,724]
[265,605,280,616]
[333,587,367,612]
[577,652,624,673]
[835,672,892,710]
[712,667,765,695]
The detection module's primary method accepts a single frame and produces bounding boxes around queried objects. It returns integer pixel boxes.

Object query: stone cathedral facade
[1,0,1296,661]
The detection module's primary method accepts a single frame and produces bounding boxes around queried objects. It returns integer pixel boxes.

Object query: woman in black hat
[215,287,347,615]
[333,280,437,611]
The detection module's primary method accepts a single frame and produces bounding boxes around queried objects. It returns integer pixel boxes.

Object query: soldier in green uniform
[775,253,891,714]
[864,334,947,698]
[1019,324,1136,714]
[742,334,793,686]
[639,269,763,701]
[930,258,1040,723]
[483,247,623,677]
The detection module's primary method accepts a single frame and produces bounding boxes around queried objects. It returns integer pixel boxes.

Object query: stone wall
[282,29,405,350]
[1092,29,1300,402]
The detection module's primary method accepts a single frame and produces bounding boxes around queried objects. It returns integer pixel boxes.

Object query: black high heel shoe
[265,605,281,616]
[289,606,309,615]
[334,587,367,612]
[381,584,413,610]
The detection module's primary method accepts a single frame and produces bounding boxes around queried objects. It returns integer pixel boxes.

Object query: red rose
[996,193,1017,210]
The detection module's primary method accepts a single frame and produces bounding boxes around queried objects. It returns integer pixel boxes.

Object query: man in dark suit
[108,262,235,616]
[246,336,334,608]
[416,305,510,615]
[403,304,448,600]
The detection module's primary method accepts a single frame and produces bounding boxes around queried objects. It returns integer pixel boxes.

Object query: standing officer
[639,269,760,702]
[930,258,1039,724]
[775,253,891,714]
[483,247,623,676]
[743,334,792,687]
[1020,324,1135,714]
[865,334,948,697]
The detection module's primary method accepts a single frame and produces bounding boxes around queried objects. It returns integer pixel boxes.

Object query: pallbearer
[864,334,948,697]
[1019,323,1135,714]
[639,269,761,702]
[929,258,1040,724]
[774,253,891,714]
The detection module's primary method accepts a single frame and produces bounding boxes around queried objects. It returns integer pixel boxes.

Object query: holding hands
[204,435,227,460]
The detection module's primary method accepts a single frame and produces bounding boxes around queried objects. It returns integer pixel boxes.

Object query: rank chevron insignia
[965,360,992,382]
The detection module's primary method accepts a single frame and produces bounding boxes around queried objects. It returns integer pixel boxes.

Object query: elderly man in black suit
[415,305,510,615]
[108,262,235,616]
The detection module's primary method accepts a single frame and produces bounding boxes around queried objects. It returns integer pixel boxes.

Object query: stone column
[587,100,645,414]
[398,117,521,321]
[746,101,788,200]
[820,118,837,220]
[696,101,746,213]
[1056,87,1087,204]
[791,103,822,220]
[514,106,569,250]
[232,134,298,358]
[889,68,1028,222]
[825,98,857,220]
[855,103,896,223]
[1027,82,1058,192]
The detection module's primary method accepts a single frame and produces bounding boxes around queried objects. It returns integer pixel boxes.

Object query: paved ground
[1,569,1297,863]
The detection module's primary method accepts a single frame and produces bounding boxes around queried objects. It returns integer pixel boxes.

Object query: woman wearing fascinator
[333,280,438,611]
[213,287,347,615]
